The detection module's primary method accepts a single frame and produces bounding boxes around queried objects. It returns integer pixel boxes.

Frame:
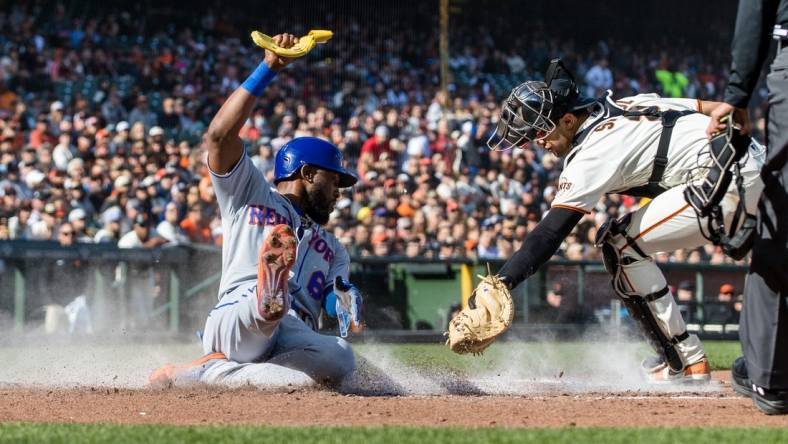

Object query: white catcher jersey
[552,93,763,213]
[209,153,349,327]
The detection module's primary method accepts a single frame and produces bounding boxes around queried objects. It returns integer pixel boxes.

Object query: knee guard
[595,215,688,372]
[595,214,647,275]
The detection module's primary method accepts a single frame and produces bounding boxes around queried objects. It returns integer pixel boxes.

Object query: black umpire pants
[740,46,788,390]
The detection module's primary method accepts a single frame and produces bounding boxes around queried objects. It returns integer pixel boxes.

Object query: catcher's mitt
[445,273,514,355]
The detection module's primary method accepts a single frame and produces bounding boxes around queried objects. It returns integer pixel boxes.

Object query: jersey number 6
[306,271,326,300]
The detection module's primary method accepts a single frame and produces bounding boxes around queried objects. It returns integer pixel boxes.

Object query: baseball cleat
[148,363,178,387]
[256,224,297,321]
[730,356,788,415]
[148,352,226,388]
[731,356,754,397]
[645,355,711,384]
[751,385,788,415]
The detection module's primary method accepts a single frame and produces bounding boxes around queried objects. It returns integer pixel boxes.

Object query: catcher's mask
[487,58,596,151]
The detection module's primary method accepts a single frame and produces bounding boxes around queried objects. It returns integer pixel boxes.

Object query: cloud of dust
[0,336,204,389]
[0,325,720,395]
[472,324,720,395]
[343,341,446,395]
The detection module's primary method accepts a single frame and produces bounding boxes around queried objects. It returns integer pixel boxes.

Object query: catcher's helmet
[274,137,358,187]
[487,59,597,151]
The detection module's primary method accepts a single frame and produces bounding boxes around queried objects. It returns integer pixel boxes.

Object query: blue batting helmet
[274,137,358,188]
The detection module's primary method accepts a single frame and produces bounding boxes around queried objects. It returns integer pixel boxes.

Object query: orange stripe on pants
[620,203,690,254]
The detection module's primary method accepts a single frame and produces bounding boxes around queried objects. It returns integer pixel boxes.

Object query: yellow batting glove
[251,29,333,58]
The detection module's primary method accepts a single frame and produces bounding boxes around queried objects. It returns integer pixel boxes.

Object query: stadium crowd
[0,1,764,266]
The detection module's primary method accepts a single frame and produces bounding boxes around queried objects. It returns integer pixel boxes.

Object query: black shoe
[731,356,753,397]
[752,385,788,415]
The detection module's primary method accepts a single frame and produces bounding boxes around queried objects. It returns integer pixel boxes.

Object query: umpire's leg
[740,49,788,391]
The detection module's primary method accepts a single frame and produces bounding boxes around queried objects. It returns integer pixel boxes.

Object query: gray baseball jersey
[210,152,350,328]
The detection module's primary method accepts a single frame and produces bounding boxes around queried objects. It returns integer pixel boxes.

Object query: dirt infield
[2,372,787,428]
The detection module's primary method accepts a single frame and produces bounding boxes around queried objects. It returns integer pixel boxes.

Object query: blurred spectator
[117,213,164,328]
[180,203,212,244]
[67,208,92,243]
[532,282,595,324]
[128,95,158,131]
[675,280,699,323]
[733,293,743,322]
[655,60,690,98]
[118,213,167,249]
[94,206,123,243]
[8,201,33,239]
[57,222,75,247]
[704,284,739,324]
[0,0,760,265]
[718,283,736,303]
[251,145,276,178]
[477,229,499,259]
[358,126,392,175]
[156,202,190,244]
[45,222,89,309]
[584,57,614,97]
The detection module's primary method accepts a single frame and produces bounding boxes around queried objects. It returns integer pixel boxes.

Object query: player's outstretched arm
[205,33,299,174]
[497,207,583,288]
[446,204,581,355]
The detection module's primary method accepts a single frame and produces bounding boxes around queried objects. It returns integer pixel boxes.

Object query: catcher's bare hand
[264,33,298,71]
[706,102,749,138]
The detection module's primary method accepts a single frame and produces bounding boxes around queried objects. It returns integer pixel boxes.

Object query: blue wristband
[324,291,338,318]
[241,62,277,97]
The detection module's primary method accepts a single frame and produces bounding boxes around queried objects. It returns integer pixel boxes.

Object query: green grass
[703,340,742,370]
[1,424,786,444]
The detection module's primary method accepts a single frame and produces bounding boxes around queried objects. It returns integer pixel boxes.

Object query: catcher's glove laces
[445,268,514,355]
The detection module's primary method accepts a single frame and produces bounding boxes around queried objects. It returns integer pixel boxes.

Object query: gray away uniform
[198,152,355,386]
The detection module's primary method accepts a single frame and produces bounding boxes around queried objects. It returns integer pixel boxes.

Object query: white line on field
[592,395,740,400]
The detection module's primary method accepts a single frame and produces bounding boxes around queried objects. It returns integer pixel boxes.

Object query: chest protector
[574,103,754,259]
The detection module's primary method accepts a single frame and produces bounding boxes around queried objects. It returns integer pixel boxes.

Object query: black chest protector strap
[621,109,695,198]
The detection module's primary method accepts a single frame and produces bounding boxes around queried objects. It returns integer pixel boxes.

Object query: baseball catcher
[448,59,765,383]
[149,31,364,388]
